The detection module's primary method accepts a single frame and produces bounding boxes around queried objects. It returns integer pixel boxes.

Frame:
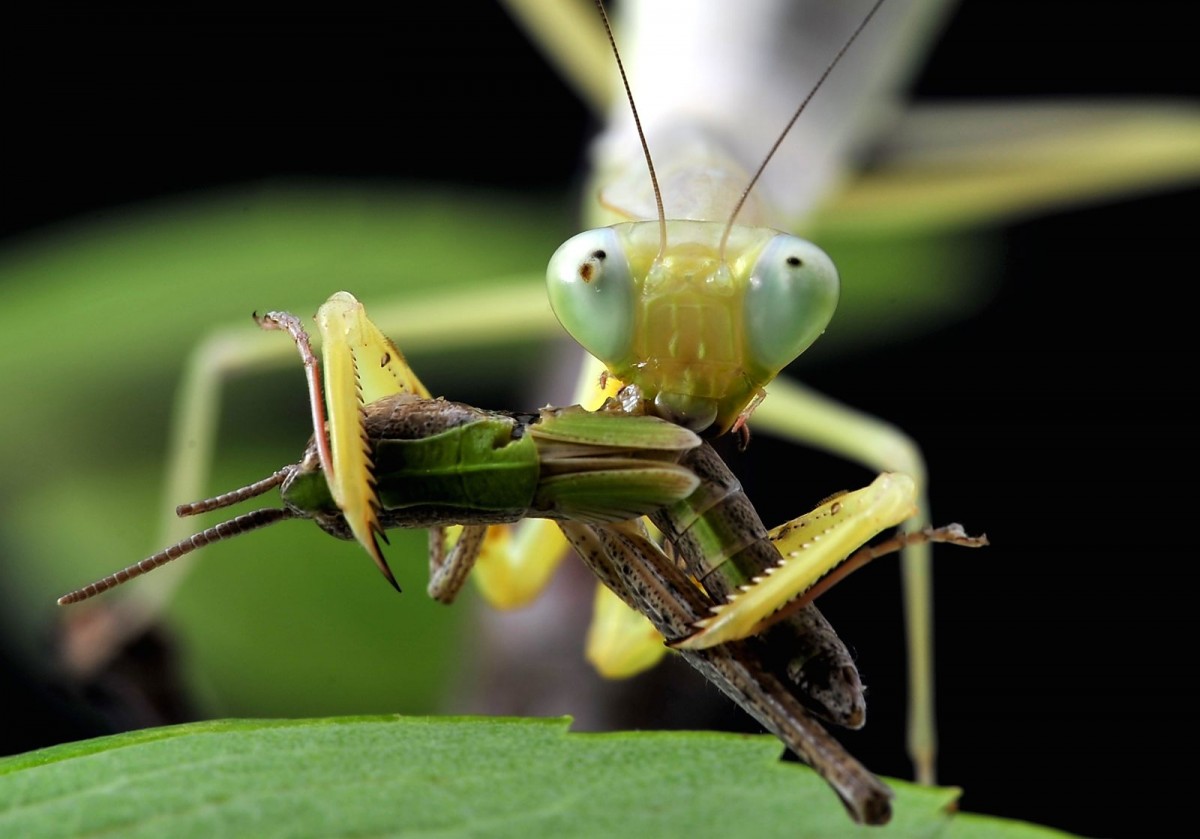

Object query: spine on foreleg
[649,443,866,728]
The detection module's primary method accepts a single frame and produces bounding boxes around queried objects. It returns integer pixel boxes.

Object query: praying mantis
[56,0,996,823]
[8,1,1195,834]
[36,0,1198,809]
[49,0,968,783]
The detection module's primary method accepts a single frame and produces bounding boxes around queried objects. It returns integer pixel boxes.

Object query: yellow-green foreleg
[314,291,432,588]
[311,293,574,610]
[674,472,918,650]
[750,375,941,784]
[586,578,667,677]
[470,521,572,608]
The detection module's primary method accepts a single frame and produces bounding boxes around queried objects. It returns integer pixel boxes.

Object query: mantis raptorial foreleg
[670,471,919,650]
[69,279,558,655]
[263,292,596,610]
[751,377,940,778]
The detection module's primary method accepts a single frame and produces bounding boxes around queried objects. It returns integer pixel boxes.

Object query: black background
[4,3,1197,837]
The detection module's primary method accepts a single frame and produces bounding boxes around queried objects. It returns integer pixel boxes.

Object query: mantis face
[547,219,839,433]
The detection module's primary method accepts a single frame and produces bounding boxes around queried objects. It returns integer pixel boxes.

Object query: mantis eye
[546,228,635,365]
[744,234,840,375]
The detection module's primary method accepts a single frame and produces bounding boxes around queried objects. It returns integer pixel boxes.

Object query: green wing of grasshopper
[372,418,541,513]
[530,405,703,451]
[530,406,701,522]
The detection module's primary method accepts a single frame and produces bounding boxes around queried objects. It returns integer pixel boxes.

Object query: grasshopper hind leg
[559,519,893,825]
[763,618,866,730]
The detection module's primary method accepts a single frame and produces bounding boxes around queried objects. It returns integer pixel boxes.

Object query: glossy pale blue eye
[546,228,635,365]
[744,234,839,375]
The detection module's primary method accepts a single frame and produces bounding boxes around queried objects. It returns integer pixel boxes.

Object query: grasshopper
[58,296,703,607]
[60,291,983,823]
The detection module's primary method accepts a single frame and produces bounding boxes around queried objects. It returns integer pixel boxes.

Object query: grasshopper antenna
[58,508,296,605]
[58,470,298,605]
[720,0,887,257]
[176,467,292,516]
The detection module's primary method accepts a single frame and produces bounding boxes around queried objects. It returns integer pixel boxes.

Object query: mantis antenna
[594,0,666,258]
[719,0,887,258]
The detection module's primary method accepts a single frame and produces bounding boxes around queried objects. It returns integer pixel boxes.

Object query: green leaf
[0,717,1075,839]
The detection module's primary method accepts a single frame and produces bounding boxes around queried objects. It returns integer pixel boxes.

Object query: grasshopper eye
[744,234,840,375]
[546,228,635,365]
